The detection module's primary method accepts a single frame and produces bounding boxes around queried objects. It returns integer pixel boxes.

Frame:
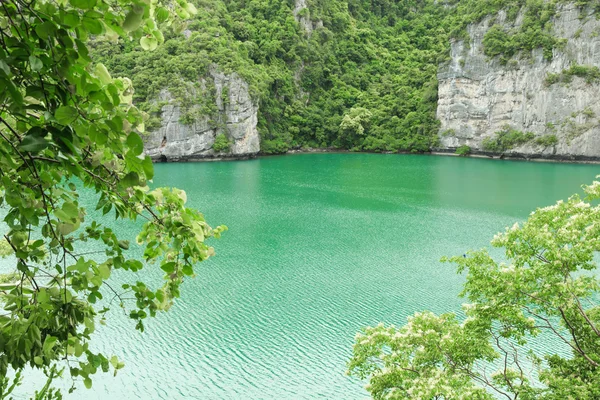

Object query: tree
[338,107,372,147]
[0,0,225,397]
[349,179,600,399]
[212,133,231,153]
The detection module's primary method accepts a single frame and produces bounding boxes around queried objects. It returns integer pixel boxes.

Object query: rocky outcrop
[144,67,260,162]
[437,4,600,160]
[293,0,322,36]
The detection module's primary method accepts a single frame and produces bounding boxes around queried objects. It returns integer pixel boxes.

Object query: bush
[482,25,510,57]
[482,126,535,152]
[535,134,558,147]
[213,133,231,152]
[261,138,290,154]
[455,145,471,156]
[545,65,600,85]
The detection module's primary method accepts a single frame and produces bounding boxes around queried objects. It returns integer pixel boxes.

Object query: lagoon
[27,154,600,399]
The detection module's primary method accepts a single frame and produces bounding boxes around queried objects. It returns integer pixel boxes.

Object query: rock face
[293,0,322,36]
[437,4,600,160]
[144,67,260,161]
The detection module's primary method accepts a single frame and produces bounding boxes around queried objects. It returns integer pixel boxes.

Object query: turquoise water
[11,154,600,398]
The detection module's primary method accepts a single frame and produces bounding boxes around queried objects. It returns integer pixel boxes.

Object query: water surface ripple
[14,154,600,399]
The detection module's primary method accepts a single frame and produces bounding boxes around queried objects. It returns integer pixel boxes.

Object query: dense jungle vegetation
[93,0,598,154]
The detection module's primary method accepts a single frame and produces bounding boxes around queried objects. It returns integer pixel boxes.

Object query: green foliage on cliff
[455,145,472,156]
[213,133,231,152]
[93,0,589,154]
[482,126,535,152]
[482,1,561,63]
[94,0,450,154]
[546,64,600,85]
[535,134,559,147]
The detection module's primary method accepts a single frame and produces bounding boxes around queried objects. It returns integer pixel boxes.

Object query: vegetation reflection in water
[25,154,600,399]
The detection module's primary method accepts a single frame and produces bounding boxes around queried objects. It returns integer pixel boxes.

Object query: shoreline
[150,147,600,165]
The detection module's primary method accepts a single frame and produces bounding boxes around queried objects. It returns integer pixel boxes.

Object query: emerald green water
[14,154,600,398]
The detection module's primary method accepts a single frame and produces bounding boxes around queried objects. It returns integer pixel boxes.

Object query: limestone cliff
[143,67,260,162]
[293,0,322,36]
[437,4,600,160]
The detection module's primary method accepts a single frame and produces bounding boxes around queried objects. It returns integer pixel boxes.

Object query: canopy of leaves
[0,0,225,397]
[349,178,600,399]
[212,132,231,152]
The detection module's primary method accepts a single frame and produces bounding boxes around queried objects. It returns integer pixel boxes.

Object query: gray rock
[144,66,260,161]
[293,0,322,36]
[437,4,600,159]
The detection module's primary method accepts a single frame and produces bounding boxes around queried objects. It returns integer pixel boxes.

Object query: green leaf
[84,316,95,332]
[89,125,108,145]
[175,7,190,19]
[75,38,91,62]
[34,21,56,40]
[82,16,103,35]
[160,262,176,274]
[19,135,50,153]
[155,7,170,23]
[98,263,111,279]
[34,356,43,366]
[54,209,72,223]
[58,222,78,235]
[153,30,165,45]
[94,63,112,85]
[182,264,193,276]
[69,0,96,9]
[62,201,79,219]
[122,6,145,32]
[43,335,58,354]
[184,3,198,15]
[84,377,92,389]
[54,106,78,125]
[110,355,119,369]
[2,77,23,106]
[74,343,84,357]
[29,56,43,72]
[0,60,9,76]
[121,171,140,187]
[140,36,158,51]
[142,156,154,180]
[61,11,80,28]
[126,132,144,156]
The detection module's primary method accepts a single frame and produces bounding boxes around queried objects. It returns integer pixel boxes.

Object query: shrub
[535,134,558,147]
[482,126,535,152]
[261,138,290,154]
[213,133,231,152]
[455,145,471,156]
[545,65,600,86]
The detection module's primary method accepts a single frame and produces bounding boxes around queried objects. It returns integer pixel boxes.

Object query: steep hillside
[438,2,600,160]
[93,0,600,160]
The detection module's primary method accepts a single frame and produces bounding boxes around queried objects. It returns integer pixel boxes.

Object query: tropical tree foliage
[92,0,595,155]
[349,179,600,399]
[212,133,231,153]
[0,0,224,397]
